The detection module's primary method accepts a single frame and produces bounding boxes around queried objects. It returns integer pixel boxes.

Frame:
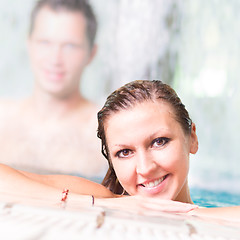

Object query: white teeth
[148,182,154,188]
[143,177,164,188]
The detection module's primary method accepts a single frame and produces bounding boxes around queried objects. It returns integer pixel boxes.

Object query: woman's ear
[190,123,198,154]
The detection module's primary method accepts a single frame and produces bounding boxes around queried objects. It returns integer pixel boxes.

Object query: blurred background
[0,0,239,194]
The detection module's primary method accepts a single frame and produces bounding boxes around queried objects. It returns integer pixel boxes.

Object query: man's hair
[29,0,97,48]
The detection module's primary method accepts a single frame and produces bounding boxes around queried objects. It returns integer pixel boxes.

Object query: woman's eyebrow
[112,143,130,148]
[148,128,170,138]
[112,128,171,147]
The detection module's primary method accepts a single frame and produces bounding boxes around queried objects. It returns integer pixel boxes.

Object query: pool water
[88,176,240,208]
[190,187,240,208]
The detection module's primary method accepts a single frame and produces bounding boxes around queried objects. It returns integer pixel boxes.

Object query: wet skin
[105,100,198,203]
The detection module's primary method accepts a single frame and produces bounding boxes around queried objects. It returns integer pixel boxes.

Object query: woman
[98,80,197,201]
[0,80,239,219]
[97,80,240,220]
[0,157,195,213]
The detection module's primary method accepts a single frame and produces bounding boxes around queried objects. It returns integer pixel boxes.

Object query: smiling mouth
[139,174,169,188]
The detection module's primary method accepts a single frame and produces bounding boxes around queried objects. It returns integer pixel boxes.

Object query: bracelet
[91,195,95,206]
[61,188,69,202]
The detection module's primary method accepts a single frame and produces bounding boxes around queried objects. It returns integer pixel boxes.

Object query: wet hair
[97,80,192,194]
[29,0,97,48]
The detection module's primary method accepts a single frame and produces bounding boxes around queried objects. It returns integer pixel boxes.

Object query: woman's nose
[136,151,158,176]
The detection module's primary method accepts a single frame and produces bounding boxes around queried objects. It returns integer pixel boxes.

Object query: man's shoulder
[84,99,99,110]
[72,99,100,128]
[77,99,99,116]
[0,98,15,111]
[0,98,24,118]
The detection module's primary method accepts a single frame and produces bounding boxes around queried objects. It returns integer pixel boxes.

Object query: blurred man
[0,0,107,178]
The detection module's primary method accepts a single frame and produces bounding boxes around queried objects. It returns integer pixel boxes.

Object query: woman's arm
[0,164,197,213]
[0,163,113,200]
[94,195,198,214]
[18,169,114,198]
[189,206,240,222]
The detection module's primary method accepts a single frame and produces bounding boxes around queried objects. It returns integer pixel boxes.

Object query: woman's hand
[189,206,240,222]
[95,195,198,215]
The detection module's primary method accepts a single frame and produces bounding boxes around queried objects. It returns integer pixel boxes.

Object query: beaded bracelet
[61,188,69,202]
[61,189,94,208]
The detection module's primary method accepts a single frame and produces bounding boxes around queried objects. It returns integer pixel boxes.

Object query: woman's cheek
[155,144,187,170]
[112,159,135,189]
[152,150,175,169]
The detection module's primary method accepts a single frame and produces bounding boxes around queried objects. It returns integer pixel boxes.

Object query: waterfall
[175,0,240,194]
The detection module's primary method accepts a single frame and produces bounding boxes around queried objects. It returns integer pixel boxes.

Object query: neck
[175,180,193,204]
[27,88,86,120]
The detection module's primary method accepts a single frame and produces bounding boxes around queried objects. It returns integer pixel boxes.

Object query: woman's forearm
[0,164,199,214]
[189,206,240,222]
[0,163,68,201]
[19,169,114,198]
[0,163,113,201]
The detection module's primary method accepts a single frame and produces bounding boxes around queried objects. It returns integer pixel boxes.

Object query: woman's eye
[116,149,132,158]
[152,137,170,148]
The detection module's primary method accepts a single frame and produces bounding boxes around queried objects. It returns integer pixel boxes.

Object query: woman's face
[105,100,198,202]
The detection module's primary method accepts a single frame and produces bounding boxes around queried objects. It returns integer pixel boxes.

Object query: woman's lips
[137,174,169,195]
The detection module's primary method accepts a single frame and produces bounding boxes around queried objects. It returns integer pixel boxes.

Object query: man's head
[30,0,97,49]
[28,0,97,98]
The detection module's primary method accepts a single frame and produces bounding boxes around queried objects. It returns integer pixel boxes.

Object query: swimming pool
[191,187,240,208]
